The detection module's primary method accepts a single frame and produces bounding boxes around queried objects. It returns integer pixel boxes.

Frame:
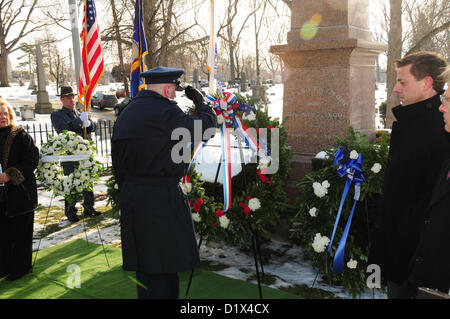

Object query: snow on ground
[3,82,387,299]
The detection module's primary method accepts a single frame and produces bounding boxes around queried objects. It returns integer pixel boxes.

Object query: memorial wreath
[290,127,390,297]
[36,130,103,204]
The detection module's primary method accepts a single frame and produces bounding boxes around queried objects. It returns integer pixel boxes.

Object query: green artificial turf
[0,239,300,299]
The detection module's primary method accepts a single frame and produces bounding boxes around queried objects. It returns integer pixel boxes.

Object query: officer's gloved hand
[82,119,91,128]
[185,86,204,106]
[79,112,89,122]
[79,112,90,128]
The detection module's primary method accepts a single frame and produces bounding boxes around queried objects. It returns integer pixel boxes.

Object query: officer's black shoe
[83,207,101,216]
[67,214,80,222]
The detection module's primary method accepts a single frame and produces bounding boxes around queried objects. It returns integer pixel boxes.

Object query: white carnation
[321,180,330,189]
[181,181,192,194]
[309,207,318,217]
[312,233,330,253]
[248,198,261,211]
[371,163,382,174]
[257,156,271,169]
[219,215,230,229]
[347,259,358,269]
[312,182,328,198]
[192,213,202,223]
[243,112,256,121]
[349,150,359,159]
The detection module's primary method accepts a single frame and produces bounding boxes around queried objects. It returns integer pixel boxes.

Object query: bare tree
[218,0,259,84]
[142,0,207,71]
[403,0,450,57]
[252,0,267,85]
[0,0,56,86]
[106,0,131,97]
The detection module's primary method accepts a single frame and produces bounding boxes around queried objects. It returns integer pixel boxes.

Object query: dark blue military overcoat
[111,90,216,274]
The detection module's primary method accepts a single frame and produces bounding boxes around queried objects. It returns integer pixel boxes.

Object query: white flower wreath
[36,130,102,202]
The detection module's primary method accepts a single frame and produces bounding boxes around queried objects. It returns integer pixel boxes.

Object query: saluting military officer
[51,86,101,222]
[111,67,217,299]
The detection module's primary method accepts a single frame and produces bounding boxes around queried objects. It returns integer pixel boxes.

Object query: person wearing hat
[111,66,217,299]
[51,86,100,222]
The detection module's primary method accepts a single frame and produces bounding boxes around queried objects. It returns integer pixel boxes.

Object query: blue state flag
[130,0,148,98]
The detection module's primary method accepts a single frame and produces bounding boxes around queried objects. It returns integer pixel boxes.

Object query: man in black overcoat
[402,66,450,297]
[369,52,450,298]
[111,67,217,299]
[51,86,100,222]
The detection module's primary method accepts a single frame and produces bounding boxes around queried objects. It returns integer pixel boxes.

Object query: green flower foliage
[290,127,390,297]
[105,167,121,219]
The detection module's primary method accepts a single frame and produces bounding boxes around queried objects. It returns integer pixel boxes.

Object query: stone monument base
[35,91,53,114]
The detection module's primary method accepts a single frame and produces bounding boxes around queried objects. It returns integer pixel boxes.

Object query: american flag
[78,0,104,111]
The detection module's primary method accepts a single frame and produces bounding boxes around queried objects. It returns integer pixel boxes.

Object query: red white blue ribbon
[187,91,267,212]
[220,123,232,211]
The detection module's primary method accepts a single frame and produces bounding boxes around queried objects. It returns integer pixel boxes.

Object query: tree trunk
[159,0,174,66]
[227,23,235,83]
[144,0,159,69]
[110,0,129,97]
[0,34,9,87]
[385,0,402,129]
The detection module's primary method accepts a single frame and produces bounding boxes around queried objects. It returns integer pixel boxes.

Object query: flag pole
[68,0,81,93]
[207,0,216,95]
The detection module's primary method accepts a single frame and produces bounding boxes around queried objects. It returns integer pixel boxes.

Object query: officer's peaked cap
[141,66,185,91]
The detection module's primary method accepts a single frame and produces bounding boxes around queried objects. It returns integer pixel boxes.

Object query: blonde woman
[0,98,39,281]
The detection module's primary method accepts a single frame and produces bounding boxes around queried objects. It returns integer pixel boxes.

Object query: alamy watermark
[66,264,81,288]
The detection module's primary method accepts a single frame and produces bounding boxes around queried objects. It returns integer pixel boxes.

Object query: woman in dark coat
[404,66,450,296]
[0,98,39,281]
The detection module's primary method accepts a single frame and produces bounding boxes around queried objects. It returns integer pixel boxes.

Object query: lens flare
[300,13,322,41]
[128,275,148,290]
[311,14,322,26]
[300,21,318,40]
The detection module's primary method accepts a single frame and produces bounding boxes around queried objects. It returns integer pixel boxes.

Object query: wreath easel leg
[235,133,264,299]
[185,233,204,297]
[32,191,54,268]
[185,153,223,297]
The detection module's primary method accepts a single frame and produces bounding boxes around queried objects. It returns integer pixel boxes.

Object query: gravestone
[193,68,200,89]
[270,0,386,199]
[240,71,247,92]
[34,44,53,114]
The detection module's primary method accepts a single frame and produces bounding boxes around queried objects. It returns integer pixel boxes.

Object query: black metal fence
[23,120,115,168]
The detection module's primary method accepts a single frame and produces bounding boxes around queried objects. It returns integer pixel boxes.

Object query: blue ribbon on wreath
[328,145,366,273]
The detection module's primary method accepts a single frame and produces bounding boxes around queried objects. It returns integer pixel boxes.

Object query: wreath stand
[33,155,110,269]
[185,133,265,299]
